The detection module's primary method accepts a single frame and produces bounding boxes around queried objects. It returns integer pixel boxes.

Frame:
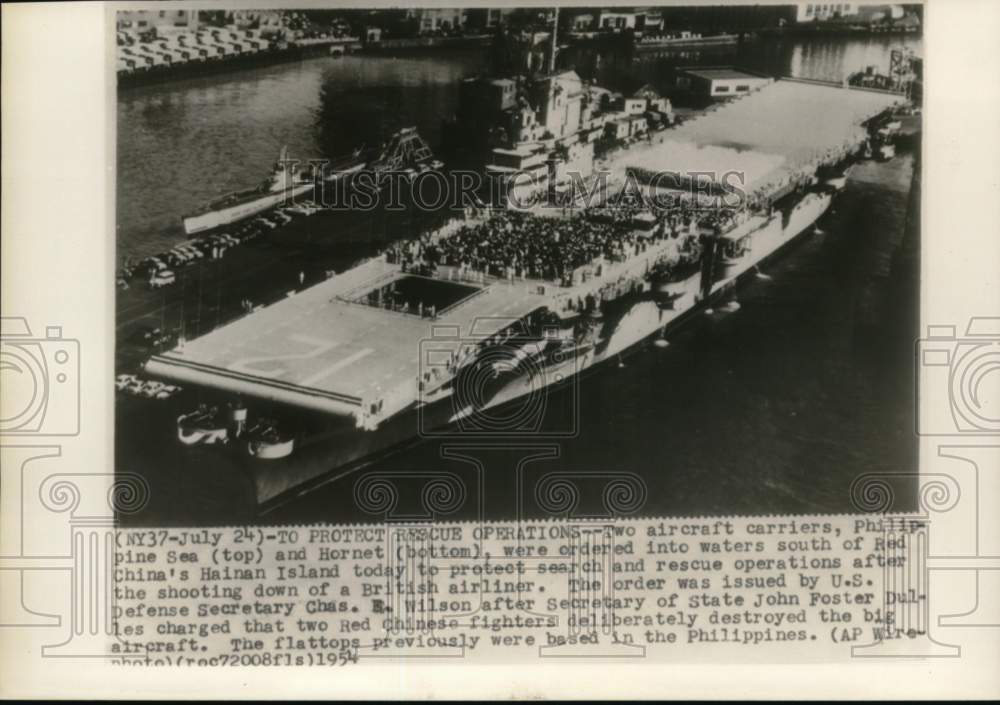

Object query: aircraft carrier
[143,76,906,508]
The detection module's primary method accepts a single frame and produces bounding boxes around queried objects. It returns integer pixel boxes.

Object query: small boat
[177,407,229,446]
[182,146,315,235]
[246,420,295,459]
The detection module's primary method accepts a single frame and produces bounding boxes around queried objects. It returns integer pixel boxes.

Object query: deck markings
[227,334,341,379]
[301,347,375,387]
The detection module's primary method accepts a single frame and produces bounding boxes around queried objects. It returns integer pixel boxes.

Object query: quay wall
[358,35,493,53]
[117,40,361,90]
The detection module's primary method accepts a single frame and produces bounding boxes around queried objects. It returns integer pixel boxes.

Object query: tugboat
[176,406,229,445]
[182,146,315,235]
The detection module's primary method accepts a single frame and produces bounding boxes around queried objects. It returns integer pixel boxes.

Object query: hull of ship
[183,183,314,235]
[245,190,833,511]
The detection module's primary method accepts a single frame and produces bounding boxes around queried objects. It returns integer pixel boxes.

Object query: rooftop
[680,67,771,82]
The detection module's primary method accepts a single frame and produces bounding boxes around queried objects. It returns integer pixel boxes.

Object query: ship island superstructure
[445,11,675,204]
[145,76,905,506]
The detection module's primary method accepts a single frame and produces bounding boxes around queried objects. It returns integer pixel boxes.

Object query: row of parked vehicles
[116,374,182,400]
[253,200,322,228]
[118,201,324,291]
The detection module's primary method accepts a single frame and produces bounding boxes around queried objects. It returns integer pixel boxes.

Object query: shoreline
[117,40,360,90]
[117,35,495,90]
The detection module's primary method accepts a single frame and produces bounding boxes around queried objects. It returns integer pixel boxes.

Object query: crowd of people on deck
[380,200,733,290]
[377,132,870,298]
[414,210,678,285]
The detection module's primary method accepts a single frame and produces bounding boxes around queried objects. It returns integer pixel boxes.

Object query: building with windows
[530,70,587,140]
[117,9,199,31]
[407,8,466,34]
[675,67,774,99]
[586,9,665,32]
[230,10,284,31]
[795,3,858,22]
[795,3,907,23]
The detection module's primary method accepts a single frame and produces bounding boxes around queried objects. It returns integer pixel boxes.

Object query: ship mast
[549,6,558,74]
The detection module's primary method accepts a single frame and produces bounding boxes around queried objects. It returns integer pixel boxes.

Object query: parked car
[154,384,182,400]
[116,373,138,391]
[140,380,165,398]
[149,270,176,289]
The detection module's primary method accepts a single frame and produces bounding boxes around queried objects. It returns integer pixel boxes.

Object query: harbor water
[116,35,921,524]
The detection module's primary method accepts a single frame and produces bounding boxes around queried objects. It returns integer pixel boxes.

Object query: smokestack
[549,6,558,74]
